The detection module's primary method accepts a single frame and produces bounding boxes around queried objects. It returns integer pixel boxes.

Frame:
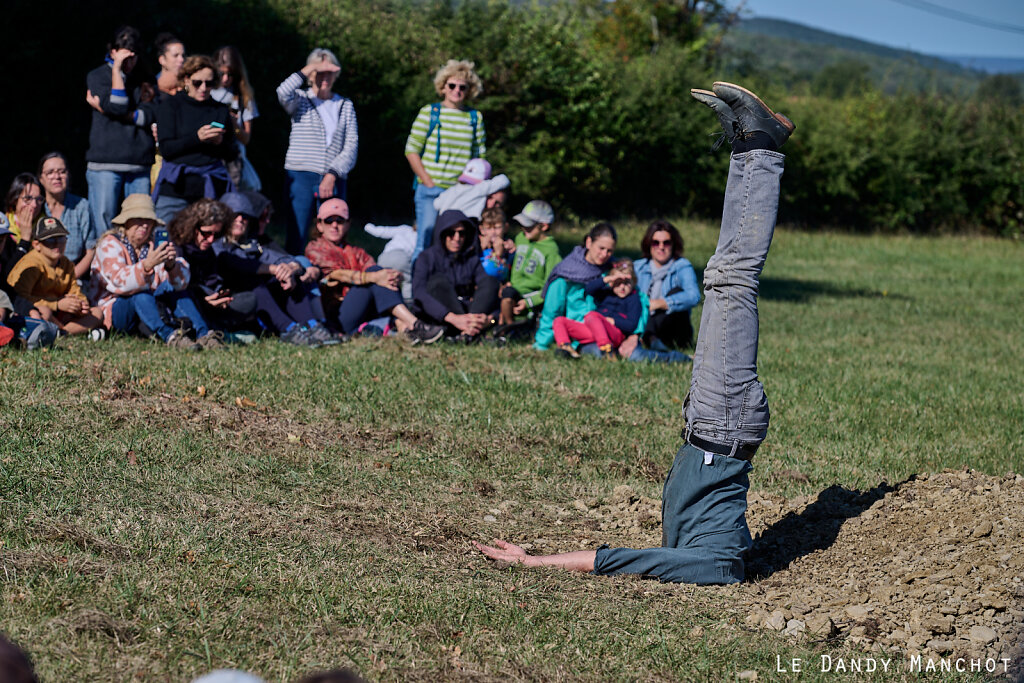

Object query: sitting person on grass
[88,194,221,350]
[169,197,257,338]
[553,259,645,360]
[411,209,498,342]
[6,217,103,338]
[305,199,444,344]
[476,81,794,584]
[477,207,512,282]
[634,220,700,350]
[532,222,625,351]
[214,192,341,347]
[499,200,560,327]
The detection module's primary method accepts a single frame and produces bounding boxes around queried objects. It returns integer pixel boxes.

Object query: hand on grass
[473,539,529,565]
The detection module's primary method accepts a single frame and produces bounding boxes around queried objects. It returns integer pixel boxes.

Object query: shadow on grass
[759,277,911,303]
[745,477,912,580]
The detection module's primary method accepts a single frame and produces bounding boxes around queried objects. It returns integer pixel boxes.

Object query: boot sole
[713,81,795,132]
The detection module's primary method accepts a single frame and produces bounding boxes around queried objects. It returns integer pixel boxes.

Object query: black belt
[686,432,758,461]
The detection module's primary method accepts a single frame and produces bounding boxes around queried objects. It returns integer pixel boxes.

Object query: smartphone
[209,121,226,129]
[153,227,169,247]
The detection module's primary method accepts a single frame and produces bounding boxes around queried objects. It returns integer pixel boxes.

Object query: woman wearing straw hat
[88,193,224,349]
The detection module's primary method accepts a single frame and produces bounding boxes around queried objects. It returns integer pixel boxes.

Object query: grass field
[1,221,1021,681]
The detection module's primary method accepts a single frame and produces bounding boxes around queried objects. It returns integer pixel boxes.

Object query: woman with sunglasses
[305,199,445,343]
[168,198,255,338]
[277,48,359,254]
[411,209,498,341]
[405,60,487,262]
[152,55,237,225]
[4,174,46,249]
[634,220,700,350]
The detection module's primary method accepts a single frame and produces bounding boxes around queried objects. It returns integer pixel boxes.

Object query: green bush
[4,0,1021,235]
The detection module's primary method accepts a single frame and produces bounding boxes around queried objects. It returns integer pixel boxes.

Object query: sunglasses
[446,82,468,92]
[320,215,348,225]
[652,239,673,247]
[198,227,219,239]
[40,236,67,246]
[191,78,216,89]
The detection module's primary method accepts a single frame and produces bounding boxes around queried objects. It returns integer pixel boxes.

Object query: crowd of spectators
[0,25,701,361]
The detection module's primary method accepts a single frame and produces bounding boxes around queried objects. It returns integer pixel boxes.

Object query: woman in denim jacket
[633,220,700,349]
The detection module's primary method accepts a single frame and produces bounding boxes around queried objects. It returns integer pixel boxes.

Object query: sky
[734,0,1024,58]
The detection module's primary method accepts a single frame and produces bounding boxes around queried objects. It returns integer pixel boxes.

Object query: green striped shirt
[404,104,487,189]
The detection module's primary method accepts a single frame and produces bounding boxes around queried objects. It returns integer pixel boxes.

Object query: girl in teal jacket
[534,223,648,350]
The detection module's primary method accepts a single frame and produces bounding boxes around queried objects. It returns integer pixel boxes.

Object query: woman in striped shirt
[277,48,359,254]
[405,60,487,262]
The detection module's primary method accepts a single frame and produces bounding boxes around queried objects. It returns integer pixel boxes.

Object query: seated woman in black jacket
[168,198,257,337]
[411,209,498,342]
[153,55,237,225]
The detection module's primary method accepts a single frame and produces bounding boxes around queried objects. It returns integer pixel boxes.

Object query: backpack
[414,103,479,190]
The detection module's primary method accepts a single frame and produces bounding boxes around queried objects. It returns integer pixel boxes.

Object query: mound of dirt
[737,469,1022,670]
[564,469,1023,672]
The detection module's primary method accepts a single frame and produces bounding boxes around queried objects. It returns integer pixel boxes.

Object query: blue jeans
[336,266,404,333]
[110,290,210,341]
[593,150,784,584]
[86,169,150,234]
[411,183,445,262]
[154,195,188,226]
[286,170,347,254]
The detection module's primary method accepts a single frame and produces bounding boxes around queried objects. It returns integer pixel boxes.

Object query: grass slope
[2,222,1020,681]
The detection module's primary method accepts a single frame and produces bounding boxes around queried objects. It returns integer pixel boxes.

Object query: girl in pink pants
[553,260,642,359]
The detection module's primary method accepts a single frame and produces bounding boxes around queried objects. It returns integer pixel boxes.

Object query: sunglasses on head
[652,239,672,247]
[320,215,348,225]
[191,78,215,89]
[446,82,468,92]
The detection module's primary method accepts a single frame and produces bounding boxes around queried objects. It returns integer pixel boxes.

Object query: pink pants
[553,310,626,348]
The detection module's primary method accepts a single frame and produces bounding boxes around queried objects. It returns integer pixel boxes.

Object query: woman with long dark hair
[533,223,648,351]
[212,46,261,190]
[634,220,700,349]
[4,174,45,248]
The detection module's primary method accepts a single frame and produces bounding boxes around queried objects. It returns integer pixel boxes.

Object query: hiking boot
[690,88,741,149]
[711,82,795,150]
[197,330,227,350]
[280,325,320,348]
[555,343,581,360]
[406,320,445,345]
[167,329,201,351]
[307,323,347,346]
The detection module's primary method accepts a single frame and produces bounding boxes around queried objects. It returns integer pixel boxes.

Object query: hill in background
[720,17,1023,94]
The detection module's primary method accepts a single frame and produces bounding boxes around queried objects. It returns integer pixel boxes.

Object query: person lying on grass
[476,81,795,584]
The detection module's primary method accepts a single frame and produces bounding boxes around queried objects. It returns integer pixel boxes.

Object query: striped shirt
[276,72,358,177]
[404,104,486,189]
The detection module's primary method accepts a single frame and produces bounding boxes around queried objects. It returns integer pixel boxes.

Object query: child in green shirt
[499,200,562,325]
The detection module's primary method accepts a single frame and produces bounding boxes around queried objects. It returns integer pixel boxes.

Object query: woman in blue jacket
[633,220,700,349]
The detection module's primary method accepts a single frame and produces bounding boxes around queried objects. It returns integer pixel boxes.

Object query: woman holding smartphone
[152,55,237,225]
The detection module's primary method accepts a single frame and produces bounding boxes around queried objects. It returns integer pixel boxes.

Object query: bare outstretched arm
[473,539,597,573]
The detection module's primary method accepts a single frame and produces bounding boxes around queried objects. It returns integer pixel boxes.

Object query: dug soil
[559,468,1023,674]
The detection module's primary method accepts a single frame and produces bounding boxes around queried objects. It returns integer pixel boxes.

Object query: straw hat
[111,194,164,227]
